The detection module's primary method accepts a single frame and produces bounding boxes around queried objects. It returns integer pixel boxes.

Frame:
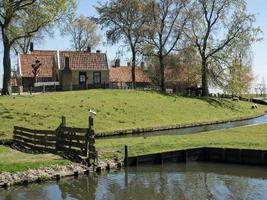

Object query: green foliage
[1,0,77,43]
[63,15,100,51]
[189,0,260,96]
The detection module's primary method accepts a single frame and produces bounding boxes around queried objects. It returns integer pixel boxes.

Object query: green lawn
[96,124,267,160]
[0,90,266,140]
[0,146,70,172]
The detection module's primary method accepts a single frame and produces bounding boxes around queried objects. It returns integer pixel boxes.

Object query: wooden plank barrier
[13,116,97,165]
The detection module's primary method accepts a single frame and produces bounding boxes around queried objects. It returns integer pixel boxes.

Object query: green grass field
[0,146,70,172]
[0,90,266,140]
[96,124,267,160]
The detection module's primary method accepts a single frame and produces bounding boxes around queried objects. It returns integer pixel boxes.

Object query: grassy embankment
[0,90,266,172]
[0,146,70,172]
[0,90,266,140]
[96,123,267,160]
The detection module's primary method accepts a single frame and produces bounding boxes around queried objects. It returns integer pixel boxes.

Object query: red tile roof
[30,50,57,56]
[109,66,151,83]
[164,68,200,87]
[60,51,108,70]
[19,50,108,78]
[19,54,56,78]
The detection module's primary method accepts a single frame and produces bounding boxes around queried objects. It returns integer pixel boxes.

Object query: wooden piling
[61,116,66,127]
[124,145,128,167]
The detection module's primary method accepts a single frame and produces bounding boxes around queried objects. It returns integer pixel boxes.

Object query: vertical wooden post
[87,115,96,166]
[61,116,66,127]
[89,116,94,130]
[124,145,128,167]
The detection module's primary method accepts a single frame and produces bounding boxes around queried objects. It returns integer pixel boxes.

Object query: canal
[130,113,267,137]
[0,162,266,200]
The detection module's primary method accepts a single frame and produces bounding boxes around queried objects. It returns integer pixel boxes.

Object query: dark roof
[109,66,151,83]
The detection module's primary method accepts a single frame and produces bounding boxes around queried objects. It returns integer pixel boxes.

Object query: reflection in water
[0,162,267,200]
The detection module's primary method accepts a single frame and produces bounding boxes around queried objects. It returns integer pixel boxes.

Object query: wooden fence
[13,116,96,165]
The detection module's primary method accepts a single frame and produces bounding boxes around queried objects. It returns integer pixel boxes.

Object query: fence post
[124,145,128,167]
[87,111,96,166]
[61,116,66,127]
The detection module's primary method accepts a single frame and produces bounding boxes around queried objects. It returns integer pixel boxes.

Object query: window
[93,72,101,85]
[80,75,86,82]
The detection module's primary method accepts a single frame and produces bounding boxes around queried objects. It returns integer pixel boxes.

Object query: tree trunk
[201,59,209,97]
[159,55,165,92]
[1,41,12,95]
[131,52,136,89]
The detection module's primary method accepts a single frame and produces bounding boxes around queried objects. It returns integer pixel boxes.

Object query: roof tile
[109,66,151,83]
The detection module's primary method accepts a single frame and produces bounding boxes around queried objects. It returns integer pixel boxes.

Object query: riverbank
[0,145,119,188]
[0,163,89,188]
[1,123,267,188]
[0,90,266,140]
[96,123,267,160]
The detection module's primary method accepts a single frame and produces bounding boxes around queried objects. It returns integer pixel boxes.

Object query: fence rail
[13,116,96,165]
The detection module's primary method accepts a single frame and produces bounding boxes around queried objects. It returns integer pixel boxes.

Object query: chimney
[30,42,34,52]
[141,61,145,69]
[115,59,120,68]
[65,56,70,70]
[87,46,91,53]
[96,50,101,53]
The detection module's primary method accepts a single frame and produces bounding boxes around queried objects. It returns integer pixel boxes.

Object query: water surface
[1,162,267,200]
[127,113,267,137]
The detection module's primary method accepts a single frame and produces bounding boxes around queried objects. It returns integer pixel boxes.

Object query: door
[93,72,101,87]
[79,72,87,89]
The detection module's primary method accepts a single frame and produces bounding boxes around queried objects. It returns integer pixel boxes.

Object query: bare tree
[64,15,100,51]
[12,33,44,54]
[0,0,76,95]
[188,0,259,96]
[96,0,148,89]
[144,0,189,92]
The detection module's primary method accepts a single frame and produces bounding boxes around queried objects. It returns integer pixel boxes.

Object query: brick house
[109,65,151,88]
[17,47,109,91]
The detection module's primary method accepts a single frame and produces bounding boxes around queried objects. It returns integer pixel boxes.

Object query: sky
[0,0,266,88]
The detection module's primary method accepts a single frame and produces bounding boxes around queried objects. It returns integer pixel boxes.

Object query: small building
[109,65,151,89]
[17,46,109,91]
[164,67,201,95]
[18,51,58,91]
[59,51,109,90]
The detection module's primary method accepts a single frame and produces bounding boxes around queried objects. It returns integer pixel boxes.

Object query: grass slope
[0,90,266,140]
[0,146,70,172]
[96,124,267,160]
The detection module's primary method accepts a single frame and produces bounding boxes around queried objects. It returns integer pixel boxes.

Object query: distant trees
[0,0,77,95]
[96,0,259,95]
[224,39,254,97]
[12,31,45,54]
[188,0,260,96]
[1,0,259,96]
[96,0,148,89]
[64,15,100,51]
[143,0,189,92]
[146,46,200,90]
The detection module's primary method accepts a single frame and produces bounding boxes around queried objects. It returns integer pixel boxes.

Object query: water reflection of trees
[0,164,266,200]
[97,165,267,200]
[0,183,54,200]
[58,175,98,200]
